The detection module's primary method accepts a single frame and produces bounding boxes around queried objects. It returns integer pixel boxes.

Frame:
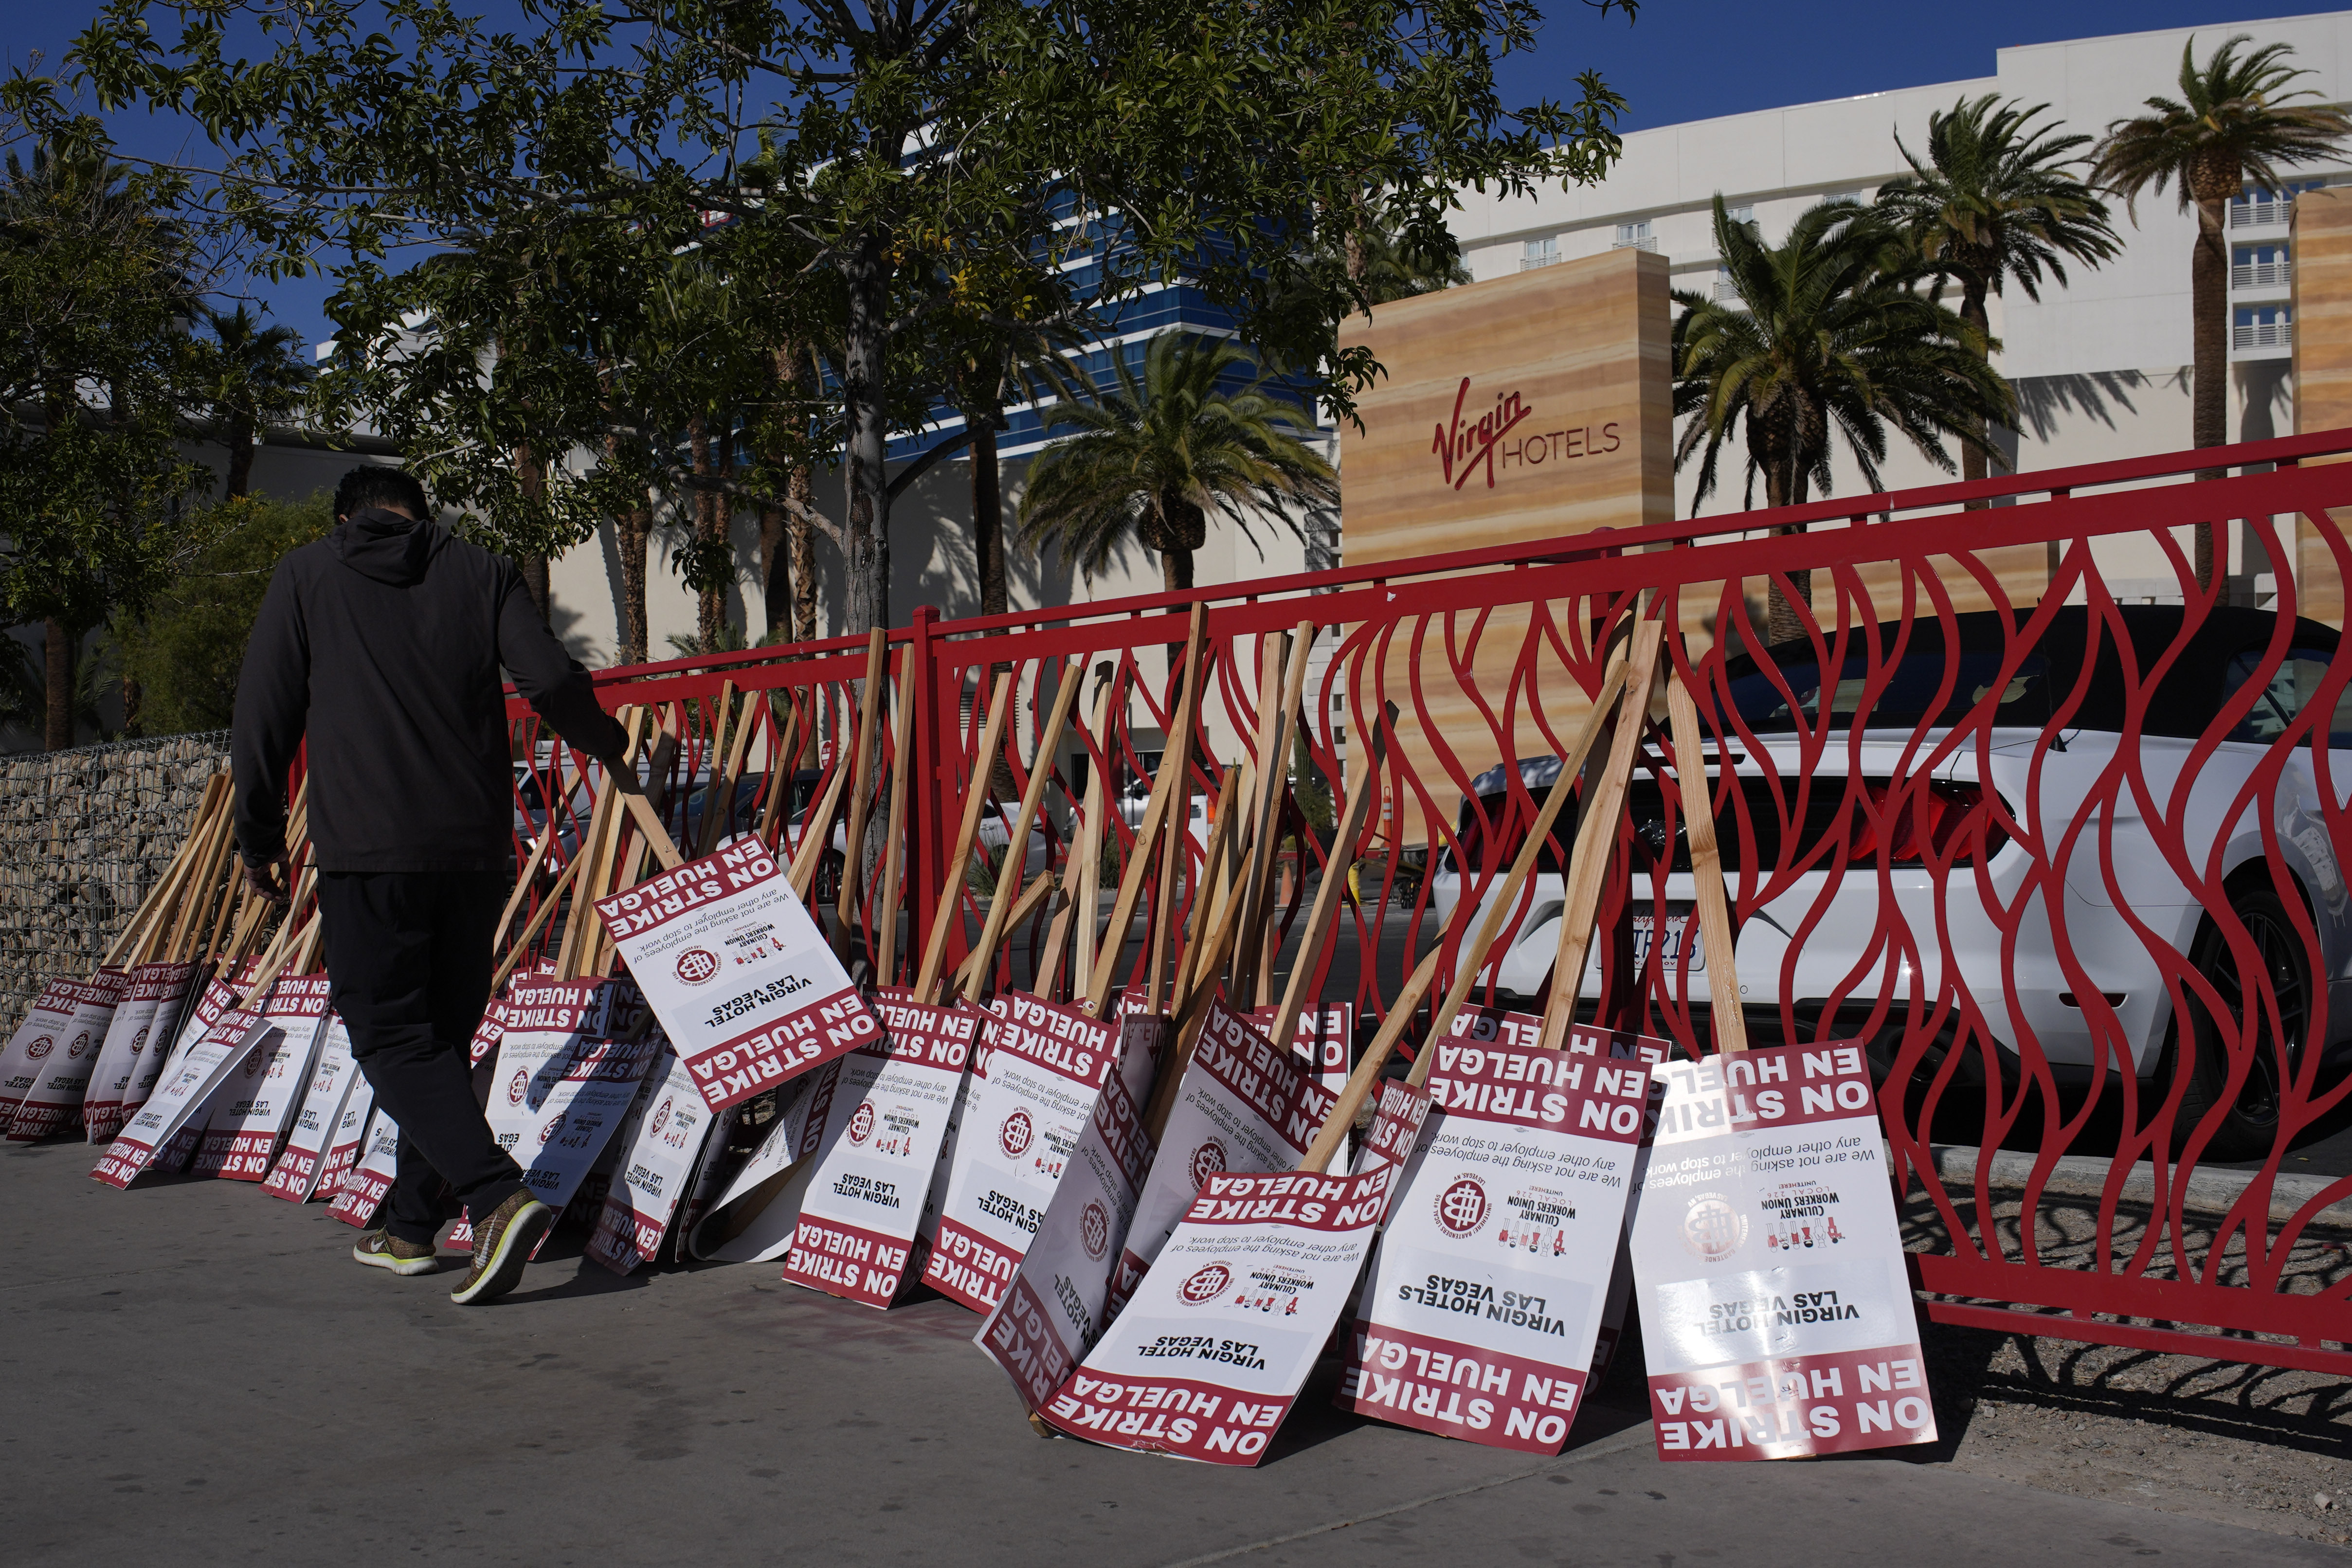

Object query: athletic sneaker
[448,1190,554,1305]
[352,1229,437,1276]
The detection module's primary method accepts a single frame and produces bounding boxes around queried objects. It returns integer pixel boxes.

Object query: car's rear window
[1725,652,2050,734]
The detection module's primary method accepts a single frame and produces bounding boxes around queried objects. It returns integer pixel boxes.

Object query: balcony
[2231,259,2293,288]
[1713,276,1741,301]
[1611,236,1659,252]
[2230,199,2292,229]
[1519,253,1559,271]
[2232,321,2294,350]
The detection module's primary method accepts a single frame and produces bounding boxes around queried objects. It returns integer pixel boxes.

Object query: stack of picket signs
[48,615,1934,1473]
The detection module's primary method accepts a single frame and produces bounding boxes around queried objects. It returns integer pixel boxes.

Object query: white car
[1425,606,2349,1158]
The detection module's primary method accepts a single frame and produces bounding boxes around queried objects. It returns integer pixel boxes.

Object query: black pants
[318,869,524,1246]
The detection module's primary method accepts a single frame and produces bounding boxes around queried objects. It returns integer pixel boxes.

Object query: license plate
[1580,904,1703,973]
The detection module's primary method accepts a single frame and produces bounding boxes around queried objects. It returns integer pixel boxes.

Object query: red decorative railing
[506,428,2352,1372]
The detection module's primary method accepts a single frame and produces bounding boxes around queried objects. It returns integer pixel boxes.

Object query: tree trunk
[972,417,1005,618]
[121,668,141,739]
[515,442,552,624]
[790,465,818,644]
[617,503,651,666]
[44,618,72,752]
[757,500,791,643]
[1959,280,1996,509]
[225,426,257,501]
[2191,191,2231,590]
[1757,441,1811,646]
[1161,547,1194,595]
[842,232,893,638]
[706,421,734,649]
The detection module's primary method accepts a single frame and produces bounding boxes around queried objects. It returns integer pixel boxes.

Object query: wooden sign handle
[1295,944,1444,1174]
[1265,701,1393,1047]
[1084,604,1210,1016]
[872,667,922,986]
[833,630,889,941]
[1035,663,1121,1001]
[1537,619,1666,1053]
[952,654,1086,1003]
[914,669,1016,1003]
[1664,664,1747,1052]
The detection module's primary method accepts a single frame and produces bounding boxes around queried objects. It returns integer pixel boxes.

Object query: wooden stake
[118,775,225,968]
[691,680,742,859]
[1664,665,1748,1053]
[1233,623,1317,1004]
[950,654,1086,1003]
[492,816,561,955]
[1084,605,1209,1016]
[1420,631,1641,1057]
[1295,944,1445,1174]
[491,847,586,993]
[1264,703,1394,1053]
[1537,621,1665,1052]
[913,669,1016,1004]
[954,868,1057,997]
[175,784,241,963]
[873,667,921,987]
[1036,664,1122,1004]
[759,688,808,846]
[786,734,855,904]
[833,630,889,947]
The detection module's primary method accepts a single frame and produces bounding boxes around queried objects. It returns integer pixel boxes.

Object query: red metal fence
[506,429,2352,1375]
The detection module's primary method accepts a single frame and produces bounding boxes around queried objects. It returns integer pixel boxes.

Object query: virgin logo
[999,1108,1033,1159]
[1434,1174,1490,1238]
[1432,378,1531,490]
[674,948,721,986]
[848,1101,875,1145]
[1179,1262,1233,1305]
[1080,1199,1110,1261]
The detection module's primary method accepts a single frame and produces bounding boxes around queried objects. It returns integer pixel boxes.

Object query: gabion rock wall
[0,732,230,1020]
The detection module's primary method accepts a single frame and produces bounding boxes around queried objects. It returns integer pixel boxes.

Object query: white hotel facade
[1446,9,2352,604]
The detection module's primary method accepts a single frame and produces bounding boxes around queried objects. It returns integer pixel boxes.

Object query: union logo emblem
[507,1069,528,1106]
[539,1117,561,1144]
[1188,1140,1227,1190]
[128,1026,149,1056]
[998,1108,1033,1159]
[1681,1193,1748,1262]
[25,1035,52,1059]
[1434,1175,1489,1239]
[848,1101,875,1145]
[1179,1262,1232,1305]
[674,948,722,986]
[67,1032,90,1059]
[1080,1199,1110,1261]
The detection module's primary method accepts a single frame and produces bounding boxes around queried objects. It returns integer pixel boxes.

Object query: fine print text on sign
[1629,1042,1935,1461]
[1039,1165,1400,1465]
[598,838,880,1112]
[1339,1012,1652,1454]
[586,1046,712,1274]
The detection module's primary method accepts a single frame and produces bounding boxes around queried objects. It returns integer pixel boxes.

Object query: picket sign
[1337,1009,1656,1453]
[671,1103,745,1262]
[312,1076,376,1204]
[779,989,975,1307]
[450,988,661,1251]
[5,971,130,1140]
[1629,1043,1930,1458]
[1251,1004,1352,1103]
[83,961,201,1141]
[596,836,882,1113]
[1113,1002,1335,1314]
[193,976,333,1179]
[1035,1163,1402,1463]
[326,1106,402,1227]
[912,1000,993,1269]
[975,1006,1163,1408]
[90,1004,273,1188]
[923,993,1122,1312]
[261,1017,361,1202]
[586,1045,714,1274]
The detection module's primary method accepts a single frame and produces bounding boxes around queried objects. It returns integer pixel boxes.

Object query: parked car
[1426,607,2352,1157]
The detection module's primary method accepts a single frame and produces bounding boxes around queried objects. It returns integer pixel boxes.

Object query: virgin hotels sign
[1433,377,1624,491]
[1339,246,1670,565]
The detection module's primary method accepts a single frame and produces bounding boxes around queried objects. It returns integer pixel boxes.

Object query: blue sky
[1,0,2332,348]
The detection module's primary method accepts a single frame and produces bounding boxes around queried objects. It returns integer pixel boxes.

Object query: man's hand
[242,852,292,908]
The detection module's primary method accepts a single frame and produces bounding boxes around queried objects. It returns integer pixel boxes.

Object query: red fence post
[906,605,945,983]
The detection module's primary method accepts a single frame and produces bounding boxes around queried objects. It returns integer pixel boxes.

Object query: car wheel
[2172,887,2312,1161]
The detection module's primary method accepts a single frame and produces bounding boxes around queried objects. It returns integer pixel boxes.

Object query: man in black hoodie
[234,466,631,1305]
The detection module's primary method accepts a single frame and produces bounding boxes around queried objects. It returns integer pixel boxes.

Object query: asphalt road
[4,1139,2341,1568]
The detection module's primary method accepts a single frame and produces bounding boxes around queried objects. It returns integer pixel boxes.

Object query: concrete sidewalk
[3,1139,2343,1567]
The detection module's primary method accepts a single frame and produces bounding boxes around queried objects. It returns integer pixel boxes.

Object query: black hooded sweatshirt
[232,507,630,874]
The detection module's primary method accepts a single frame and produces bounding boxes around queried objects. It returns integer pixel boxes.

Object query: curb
[1921,1144,2352,1232]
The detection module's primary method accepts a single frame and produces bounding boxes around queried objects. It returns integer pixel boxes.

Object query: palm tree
[1015,333,1337,595]
[1674,196,2016,642]
[1877,95,2121,490]
[2092,35,2351,587]
[196,305,314,499]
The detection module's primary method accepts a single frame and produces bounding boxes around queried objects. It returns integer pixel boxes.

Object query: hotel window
[2231,178,2329,227]
[2233,303,2293,349]
[1726,203,1757,234]
[1613,219,1656,252]
[1520,236,1559,270]
[2232,242,2290,288]
[1713,266,1740,302]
